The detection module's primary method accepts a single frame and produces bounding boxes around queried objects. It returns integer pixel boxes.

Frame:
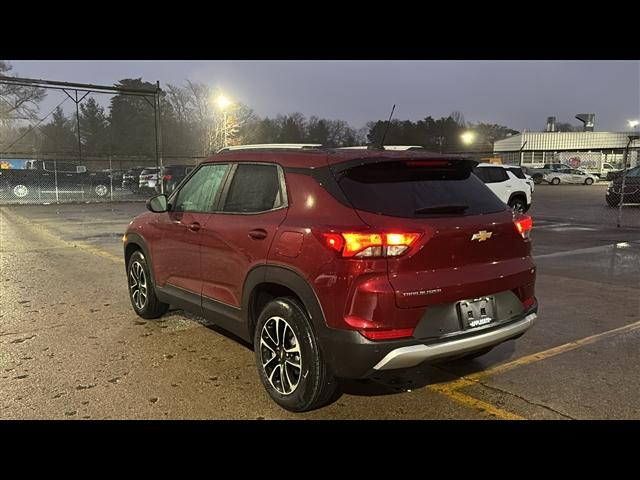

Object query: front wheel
[551,177,561,185]
[127,250,168,319]
[254,297,338,412]
[93,183,109,197]
[584,178,594,185]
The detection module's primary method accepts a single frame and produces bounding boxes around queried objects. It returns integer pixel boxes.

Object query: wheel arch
[242,265,327,342]
[123,232,156,285]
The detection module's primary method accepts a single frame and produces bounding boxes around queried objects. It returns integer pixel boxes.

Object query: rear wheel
[584,178,594,185]
[551,177,561,185]
[508,196,526,214]
[254,297,338,412]
[127,250,168,319]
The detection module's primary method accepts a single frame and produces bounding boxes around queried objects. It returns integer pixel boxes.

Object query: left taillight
[163,174,173,181]
[513,214,533,240]
[321,231,421,258]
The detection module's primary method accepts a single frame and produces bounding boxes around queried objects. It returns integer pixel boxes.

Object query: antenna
[370,104,396,150]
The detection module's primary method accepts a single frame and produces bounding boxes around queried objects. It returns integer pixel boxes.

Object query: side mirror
[146,194,168,213]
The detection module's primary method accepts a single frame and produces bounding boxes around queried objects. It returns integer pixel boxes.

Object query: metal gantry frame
[0,75,165,192]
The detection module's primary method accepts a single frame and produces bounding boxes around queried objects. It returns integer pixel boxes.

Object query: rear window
[336,160,506,218]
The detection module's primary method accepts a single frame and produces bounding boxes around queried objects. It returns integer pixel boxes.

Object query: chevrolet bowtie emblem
[471,230,493,242]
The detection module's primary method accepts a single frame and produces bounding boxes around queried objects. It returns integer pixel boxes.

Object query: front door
[151,163,230,295]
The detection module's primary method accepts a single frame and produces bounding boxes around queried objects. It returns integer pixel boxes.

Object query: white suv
[473,163,533,213]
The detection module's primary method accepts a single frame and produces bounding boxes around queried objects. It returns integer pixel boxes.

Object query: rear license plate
[457,297,496,329]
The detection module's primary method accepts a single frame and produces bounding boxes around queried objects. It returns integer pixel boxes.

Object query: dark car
[0,160,111,199]
[606,166,640,206]
[122,167,146,193]
[123,145,537,412]
[155,164,195,194]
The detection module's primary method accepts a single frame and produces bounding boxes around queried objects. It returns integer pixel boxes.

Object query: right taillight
[163,174,173,181]
[514,214,533,240]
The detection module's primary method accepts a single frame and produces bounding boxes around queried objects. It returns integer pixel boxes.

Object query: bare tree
[0,61,46,126]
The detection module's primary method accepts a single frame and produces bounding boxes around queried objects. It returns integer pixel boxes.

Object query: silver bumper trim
[373,313,537,371]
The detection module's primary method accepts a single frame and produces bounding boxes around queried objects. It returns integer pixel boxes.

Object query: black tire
[254,297,338,412]
[508,196,526,214]
[533,175,543,185]
[551,177,561,185]
[584,178,594,185]
[126,250,168,319]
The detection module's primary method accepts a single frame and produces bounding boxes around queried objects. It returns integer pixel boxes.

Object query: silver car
[544,168,599,185]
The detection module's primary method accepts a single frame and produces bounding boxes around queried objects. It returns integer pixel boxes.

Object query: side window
[481,167,509,183]
[626,167,640,178]
[173,164,229,212]
[508,168,526,179]
[473,168,488,183]
[223,164,282,213]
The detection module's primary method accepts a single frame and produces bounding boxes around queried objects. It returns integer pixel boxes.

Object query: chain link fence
[0,152,206,205]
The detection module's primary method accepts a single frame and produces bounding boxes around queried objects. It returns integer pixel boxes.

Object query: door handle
[187,222,201,232]
[248,228,268,240]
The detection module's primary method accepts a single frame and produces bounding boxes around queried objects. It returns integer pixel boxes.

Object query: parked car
[606,166,640,206]
[101,169,125,187]
[138,167,161,193]
[0,160,111,199]
[123,145,537,412]
[505,165,535,193]
[529,163,572,184]
[155,164,195,194]
[473,163,532,213]
[544,168,599,185]
[122,167,147,193]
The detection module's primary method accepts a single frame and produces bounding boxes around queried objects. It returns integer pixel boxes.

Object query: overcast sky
[7,60,640,132]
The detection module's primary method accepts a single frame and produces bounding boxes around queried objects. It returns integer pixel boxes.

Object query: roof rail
[217,143,323,153]
[338,145,425,151]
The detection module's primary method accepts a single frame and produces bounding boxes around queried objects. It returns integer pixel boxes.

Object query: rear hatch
[333,157,534,308]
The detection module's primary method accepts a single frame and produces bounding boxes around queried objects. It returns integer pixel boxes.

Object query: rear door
[200,163,288,308]
[335,159,533,309]
[474,166,511,203]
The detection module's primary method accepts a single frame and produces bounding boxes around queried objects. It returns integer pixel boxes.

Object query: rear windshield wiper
[414,204,469,214]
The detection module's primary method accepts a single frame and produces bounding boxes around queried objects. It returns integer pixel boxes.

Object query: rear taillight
[163,174,173,181]
[321,231,421,258]
[359,328,414,340]
[522,297,535,309]
[514,214,533,240]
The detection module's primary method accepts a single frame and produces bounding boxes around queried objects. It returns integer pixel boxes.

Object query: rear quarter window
[336,160,506,218]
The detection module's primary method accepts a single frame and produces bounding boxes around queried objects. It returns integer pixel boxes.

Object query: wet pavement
[1,186,639,419]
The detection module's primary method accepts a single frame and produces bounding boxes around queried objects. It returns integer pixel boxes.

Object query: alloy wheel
[129,260,148,310]
[260,316,302,395]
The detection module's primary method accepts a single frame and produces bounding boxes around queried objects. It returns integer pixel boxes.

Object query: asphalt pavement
[1,184,639,419]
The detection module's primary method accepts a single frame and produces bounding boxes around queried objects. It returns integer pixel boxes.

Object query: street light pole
[223,110,228,148]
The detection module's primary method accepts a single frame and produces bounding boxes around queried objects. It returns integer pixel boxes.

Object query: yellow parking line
[0,208,123,265]
[463,319,640,385]
[429,383,525,420]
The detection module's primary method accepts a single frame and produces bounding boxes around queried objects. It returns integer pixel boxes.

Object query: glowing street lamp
[629,120,639,129]
[460,131,476,145]
[215,94,232,111]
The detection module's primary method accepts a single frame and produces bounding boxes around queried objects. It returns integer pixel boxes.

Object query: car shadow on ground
[336,341,516,399]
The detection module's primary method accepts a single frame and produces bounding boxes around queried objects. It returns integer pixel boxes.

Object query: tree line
[1,61,549,160]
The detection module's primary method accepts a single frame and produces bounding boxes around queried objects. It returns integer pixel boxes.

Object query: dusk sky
[8,60,640,132]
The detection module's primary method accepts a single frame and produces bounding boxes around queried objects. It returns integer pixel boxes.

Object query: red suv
[123,145,537,411]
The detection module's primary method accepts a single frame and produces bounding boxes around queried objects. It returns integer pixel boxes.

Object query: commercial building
[494,131,639,169]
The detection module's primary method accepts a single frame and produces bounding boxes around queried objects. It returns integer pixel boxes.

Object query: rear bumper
[373,312,536,370]
[317,301,538,379]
